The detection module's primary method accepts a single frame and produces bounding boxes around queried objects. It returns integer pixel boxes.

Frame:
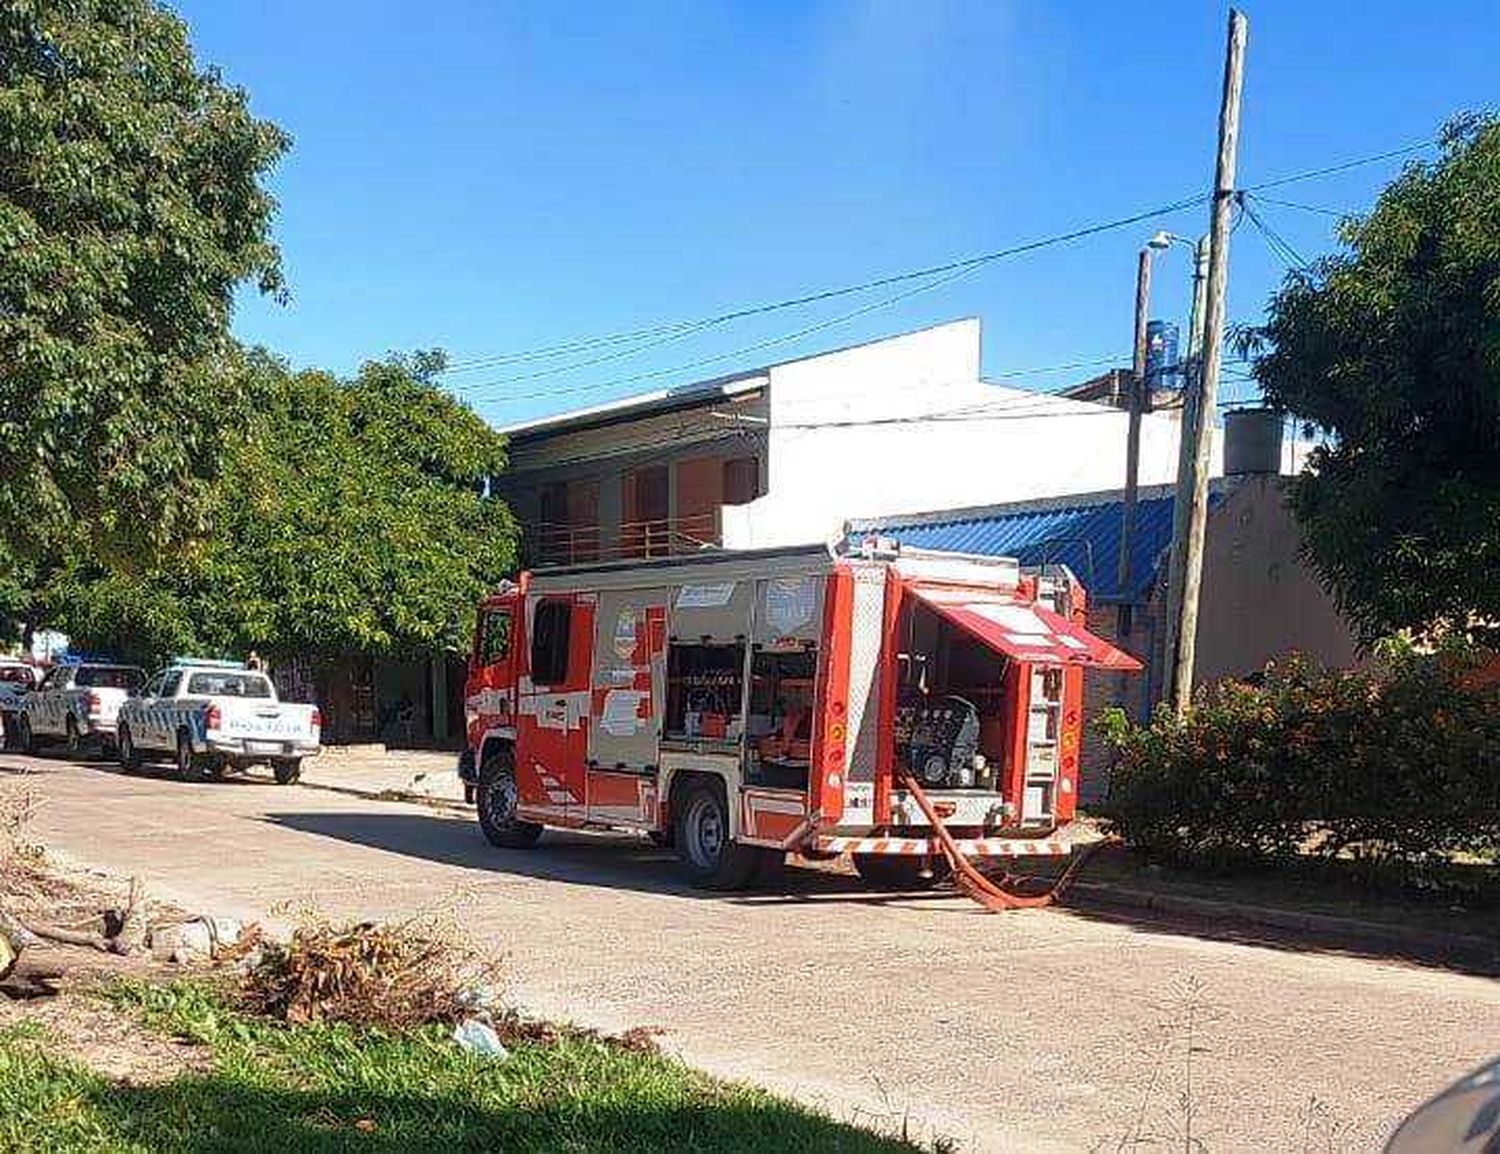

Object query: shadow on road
[262,810,971,912]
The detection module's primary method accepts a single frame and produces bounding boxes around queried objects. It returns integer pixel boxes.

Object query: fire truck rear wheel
[852,853,952,891]
[477,752,542,849]
[674,779,761,891]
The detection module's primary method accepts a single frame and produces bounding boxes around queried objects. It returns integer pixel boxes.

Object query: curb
[1063,880,1500,966]
[293,777,470,813]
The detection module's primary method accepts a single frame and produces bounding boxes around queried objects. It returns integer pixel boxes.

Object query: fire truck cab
[459,541,1139,890]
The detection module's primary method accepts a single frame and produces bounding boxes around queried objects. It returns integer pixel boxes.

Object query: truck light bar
[170,656,248,669]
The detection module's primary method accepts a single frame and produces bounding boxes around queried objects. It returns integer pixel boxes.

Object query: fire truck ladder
[899,773,1099,912]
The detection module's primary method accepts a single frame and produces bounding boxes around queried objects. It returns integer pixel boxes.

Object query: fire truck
[458,540,1140,898]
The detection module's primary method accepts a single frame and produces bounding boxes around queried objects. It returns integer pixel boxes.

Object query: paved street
[8,751,1498,1152]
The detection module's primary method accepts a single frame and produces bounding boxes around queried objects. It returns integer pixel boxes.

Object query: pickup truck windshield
[185,672,274,699]
[76,666,146,691]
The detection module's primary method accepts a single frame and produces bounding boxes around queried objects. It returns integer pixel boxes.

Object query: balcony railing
[526,510,723,567]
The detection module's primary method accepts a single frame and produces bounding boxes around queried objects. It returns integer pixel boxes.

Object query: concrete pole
[1116,246,1153,636]
[1170,8,1248,713]
[1161,235,1210,699]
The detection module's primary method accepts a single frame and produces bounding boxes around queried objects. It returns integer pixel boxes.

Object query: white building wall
[722,319,1221,548]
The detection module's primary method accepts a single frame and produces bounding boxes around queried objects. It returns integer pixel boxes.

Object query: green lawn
[0,983,921,1153]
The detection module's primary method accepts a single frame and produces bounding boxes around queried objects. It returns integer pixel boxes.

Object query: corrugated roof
[849,485,1226,603]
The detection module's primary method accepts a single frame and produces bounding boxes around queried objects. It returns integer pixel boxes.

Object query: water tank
[1224,407,1284,475]
[1145,320,1181,393]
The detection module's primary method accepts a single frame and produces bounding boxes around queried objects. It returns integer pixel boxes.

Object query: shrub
[1099,649,1500,876]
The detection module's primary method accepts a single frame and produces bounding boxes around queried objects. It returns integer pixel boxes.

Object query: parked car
[0,659,42,751]
[16,660,146,756]
[116,659,321,783]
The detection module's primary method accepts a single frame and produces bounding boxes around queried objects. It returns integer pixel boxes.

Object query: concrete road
[8,752,1498,1152]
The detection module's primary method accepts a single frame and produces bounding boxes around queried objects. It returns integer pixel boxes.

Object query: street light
[1119,230,1204,634]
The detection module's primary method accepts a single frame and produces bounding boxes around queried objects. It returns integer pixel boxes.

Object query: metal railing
[526,510,722,567]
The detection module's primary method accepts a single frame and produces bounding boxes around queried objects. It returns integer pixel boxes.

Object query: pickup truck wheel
[272,758,302,785]
[674,779,761,891]
[476,753,542,849]
[65,716,82,757]
[118,724,141,772]
[15,714,34,755]
[174,732,211,782]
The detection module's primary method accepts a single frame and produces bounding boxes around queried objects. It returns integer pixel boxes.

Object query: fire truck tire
[477,752,543,849]
[852,853,953,891]
[673,779,761,891]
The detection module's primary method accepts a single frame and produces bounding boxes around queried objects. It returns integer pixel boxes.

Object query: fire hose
[899,772,1100,912]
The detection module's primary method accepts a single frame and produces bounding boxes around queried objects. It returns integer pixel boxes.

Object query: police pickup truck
[116,660,321,783]
[16,660,146,756]
[0,659,41,751]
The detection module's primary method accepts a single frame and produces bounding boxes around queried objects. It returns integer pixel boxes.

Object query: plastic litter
[452,1017,509,1059]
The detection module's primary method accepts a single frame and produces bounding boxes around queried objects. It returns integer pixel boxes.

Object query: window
[724,456,759,506]
[530,600,572,685]
[77,666,145,692]
[186,671,271,698]
[142,671,167,700]
[477,609,512,667]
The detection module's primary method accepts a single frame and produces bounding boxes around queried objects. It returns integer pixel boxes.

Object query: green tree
[0,0,288,563]
[1249,115,1500,647]
[44,353,517,666]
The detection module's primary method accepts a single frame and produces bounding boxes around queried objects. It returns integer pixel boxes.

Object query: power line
[454,194,1213,403]
[1239,196,1311,270]
[1243,139,1432,191]
[442,193,1209,380]
[442,137,1435,385]
[1245,193,1351,219]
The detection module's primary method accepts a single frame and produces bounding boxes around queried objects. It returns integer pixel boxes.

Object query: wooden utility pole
[1115,246,1153,636]
[1168,8,1247,713]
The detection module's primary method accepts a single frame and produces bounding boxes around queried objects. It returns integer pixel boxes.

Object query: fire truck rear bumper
[812,834,1073,858]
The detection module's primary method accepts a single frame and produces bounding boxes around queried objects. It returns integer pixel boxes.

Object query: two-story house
[495,318,1210,563]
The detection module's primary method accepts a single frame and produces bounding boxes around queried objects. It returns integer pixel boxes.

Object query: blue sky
[174,1,1497,425]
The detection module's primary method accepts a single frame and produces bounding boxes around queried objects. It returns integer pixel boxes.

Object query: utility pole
[1161,234,1209,695]
[1115,246,1153,636]
[1168,8,1247,713]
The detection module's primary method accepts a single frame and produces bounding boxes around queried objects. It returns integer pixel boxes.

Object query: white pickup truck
[17,661,147,756]
[116,660,321,783]
[0,660,41,751]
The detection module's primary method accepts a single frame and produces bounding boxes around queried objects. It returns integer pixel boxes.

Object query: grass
[0,982,920,1153]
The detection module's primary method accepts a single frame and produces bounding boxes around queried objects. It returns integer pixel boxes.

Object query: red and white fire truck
[458,540,1140,896]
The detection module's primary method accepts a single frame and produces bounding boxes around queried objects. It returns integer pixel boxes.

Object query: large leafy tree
[0,0,288,564]
[45,353,517,665]
[1250,116,1500,647]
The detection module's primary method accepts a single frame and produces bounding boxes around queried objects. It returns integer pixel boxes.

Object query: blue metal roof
[852,489,1222,603]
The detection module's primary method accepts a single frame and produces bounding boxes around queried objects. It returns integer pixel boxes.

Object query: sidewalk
[298,745,465,804]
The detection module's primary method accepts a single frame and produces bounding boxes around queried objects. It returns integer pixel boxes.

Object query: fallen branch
[1,874,148,965]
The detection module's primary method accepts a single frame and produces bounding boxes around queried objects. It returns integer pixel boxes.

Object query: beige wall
[1075,476,1360,804]
[1195,475,1361,684]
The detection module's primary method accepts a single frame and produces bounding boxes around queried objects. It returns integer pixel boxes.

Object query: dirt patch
[0,987,209,1084]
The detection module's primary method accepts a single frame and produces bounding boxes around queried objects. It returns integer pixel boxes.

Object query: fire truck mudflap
[460,541,1140,902]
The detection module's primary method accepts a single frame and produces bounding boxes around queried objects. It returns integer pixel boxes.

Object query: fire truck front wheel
[477,752,543,849]
[674,778,762,891]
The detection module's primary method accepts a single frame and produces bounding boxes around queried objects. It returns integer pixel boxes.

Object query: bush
[1099,649,1500,876]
